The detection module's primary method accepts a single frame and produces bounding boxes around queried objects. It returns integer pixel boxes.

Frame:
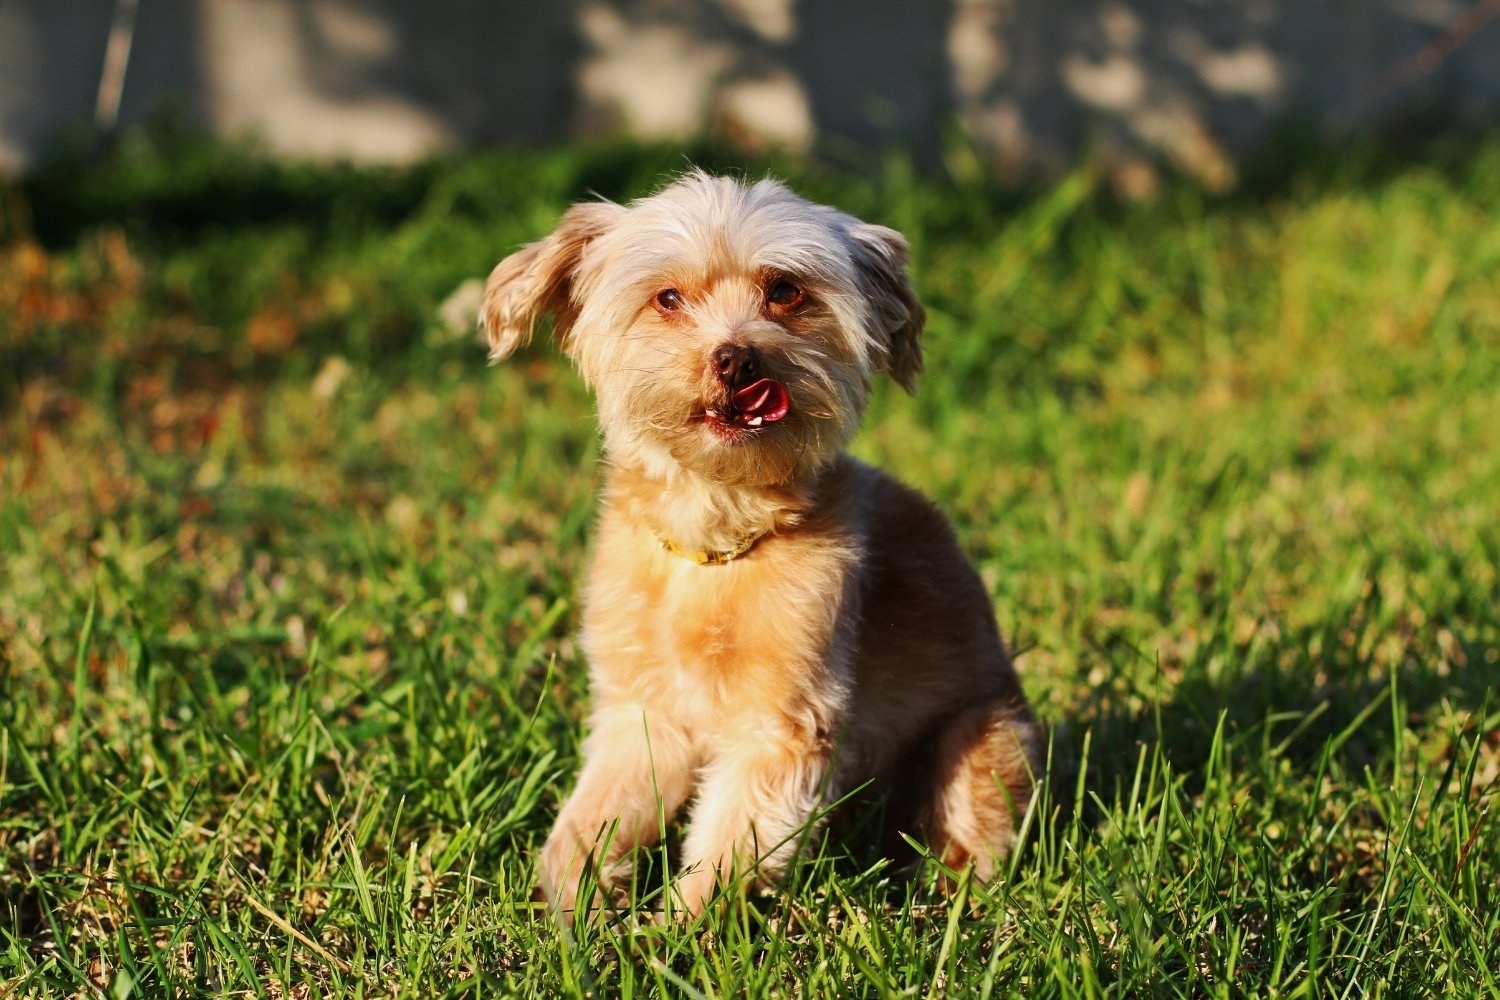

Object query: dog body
[483,172,1042,917]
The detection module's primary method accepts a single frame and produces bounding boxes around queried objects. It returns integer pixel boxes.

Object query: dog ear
[481,201,623,360]
[850,223,925,393]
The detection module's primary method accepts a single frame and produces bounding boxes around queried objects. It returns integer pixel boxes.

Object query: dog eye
[655,288,684,312]
[767,280,804,308]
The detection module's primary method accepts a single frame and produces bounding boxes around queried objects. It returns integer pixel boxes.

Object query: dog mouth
[703,378,790,436]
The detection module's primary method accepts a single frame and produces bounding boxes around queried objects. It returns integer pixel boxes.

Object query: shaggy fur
[483,171,1042,919]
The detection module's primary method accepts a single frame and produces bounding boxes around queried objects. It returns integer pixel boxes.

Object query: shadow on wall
[0,0,208,171]
[571,0,953,161]
[2,0,1498,180]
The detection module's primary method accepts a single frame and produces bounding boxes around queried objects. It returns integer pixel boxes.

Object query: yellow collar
[655,529,767,565]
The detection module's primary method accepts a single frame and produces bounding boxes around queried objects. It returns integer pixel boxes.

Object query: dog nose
[713,344,761,389]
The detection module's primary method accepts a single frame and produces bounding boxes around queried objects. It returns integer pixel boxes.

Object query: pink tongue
[731,378,790,422]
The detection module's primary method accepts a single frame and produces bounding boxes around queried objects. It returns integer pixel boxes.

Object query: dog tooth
[748,416,763,427]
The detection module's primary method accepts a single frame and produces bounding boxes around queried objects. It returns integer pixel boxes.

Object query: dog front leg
[539,704,696,920]
[674,739,833,915]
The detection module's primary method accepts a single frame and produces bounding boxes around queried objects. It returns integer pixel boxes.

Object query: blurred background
[4,0,1499,186]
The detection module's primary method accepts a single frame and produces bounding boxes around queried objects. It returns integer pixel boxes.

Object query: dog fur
[482,170,1042,919]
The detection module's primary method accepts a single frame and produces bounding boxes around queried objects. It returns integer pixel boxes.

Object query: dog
[482,170,1043,919]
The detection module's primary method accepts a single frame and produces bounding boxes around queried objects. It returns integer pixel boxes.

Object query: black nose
[713,343,761,389]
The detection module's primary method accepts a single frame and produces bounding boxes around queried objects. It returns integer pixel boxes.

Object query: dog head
[482,170,924,487]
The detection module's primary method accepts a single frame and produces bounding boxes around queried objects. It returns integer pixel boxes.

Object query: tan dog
[483,171,1042,919]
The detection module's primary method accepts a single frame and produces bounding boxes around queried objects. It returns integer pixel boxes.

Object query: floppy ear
[481,201,623,360]
[850,223,925,393]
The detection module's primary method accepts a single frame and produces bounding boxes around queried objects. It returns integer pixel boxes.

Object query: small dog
[483,171,1042,919]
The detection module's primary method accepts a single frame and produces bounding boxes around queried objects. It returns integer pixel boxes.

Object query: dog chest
[580,526,850,722]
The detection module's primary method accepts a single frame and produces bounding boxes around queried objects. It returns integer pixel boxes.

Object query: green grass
[2,130,1498,997]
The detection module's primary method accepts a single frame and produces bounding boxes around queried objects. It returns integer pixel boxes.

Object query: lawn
[2,132,1497,997]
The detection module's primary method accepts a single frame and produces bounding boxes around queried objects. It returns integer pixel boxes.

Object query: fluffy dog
[483,171,1042,919]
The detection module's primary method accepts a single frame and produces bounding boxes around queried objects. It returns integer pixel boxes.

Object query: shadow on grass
[1059,566,1499,834]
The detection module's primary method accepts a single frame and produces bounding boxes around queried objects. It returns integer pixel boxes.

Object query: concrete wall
[3,0,1498,182]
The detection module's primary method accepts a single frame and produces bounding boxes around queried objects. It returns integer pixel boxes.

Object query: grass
[2,129,1498,997]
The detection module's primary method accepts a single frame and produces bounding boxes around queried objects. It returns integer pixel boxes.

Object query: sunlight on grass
[2,133,1497,996]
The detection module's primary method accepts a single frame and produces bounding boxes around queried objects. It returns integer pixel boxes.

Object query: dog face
[482,171,924,487]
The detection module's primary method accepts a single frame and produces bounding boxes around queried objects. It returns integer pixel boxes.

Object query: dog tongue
[732,378,790,423]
